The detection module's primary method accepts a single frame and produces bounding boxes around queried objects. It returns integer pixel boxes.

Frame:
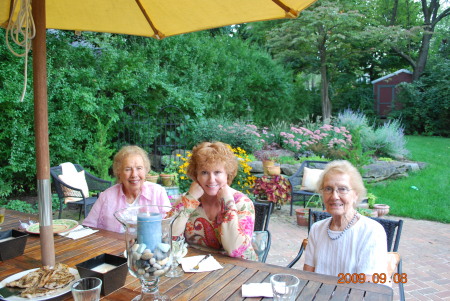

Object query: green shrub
[336,109,408,159]
[83,115,115,179]
[343,128,374,173]
[2,199,38,214]
[336,109,371,133]
[186,117,264,152]
[391,63,450,136]
[297,156,328,163]
[277,156,299,165]
[371,120,409,159]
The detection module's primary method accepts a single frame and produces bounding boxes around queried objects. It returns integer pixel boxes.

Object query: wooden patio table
[1,210,393,300]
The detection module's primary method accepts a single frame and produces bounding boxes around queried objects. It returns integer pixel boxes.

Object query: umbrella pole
[32,0,55,266]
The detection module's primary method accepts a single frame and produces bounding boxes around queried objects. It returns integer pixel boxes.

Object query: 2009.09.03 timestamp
[337,273,408,284]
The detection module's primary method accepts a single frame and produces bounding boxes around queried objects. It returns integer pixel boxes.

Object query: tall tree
[390,0,450,79]
[266,1,366,120]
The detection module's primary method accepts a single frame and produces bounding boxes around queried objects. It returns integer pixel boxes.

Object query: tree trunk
[413,27,433,80]
[391,0,450,81]
[320,53,331,122]
[318,27,331,122]
[390,0,399,25]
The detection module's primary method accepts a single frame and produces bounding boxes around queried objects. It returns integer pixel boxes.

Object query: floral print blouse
[170,191,257,261]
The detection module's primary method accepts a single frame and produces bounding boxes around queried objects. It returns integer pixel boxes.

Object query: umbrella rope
[5,0,36,102]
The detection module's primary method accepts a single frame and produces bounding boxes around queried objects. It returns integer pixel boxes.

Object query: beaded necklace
[327,212,359,240]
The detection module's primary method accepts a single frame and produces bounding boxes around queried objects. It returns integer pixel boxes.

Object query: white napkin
[58,225,98,240]
[180,255,223,272]
[242,283,273,297]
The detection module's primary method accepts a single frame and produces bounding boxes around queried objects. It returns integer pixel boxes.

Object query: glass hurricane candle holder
[114,205,174,301]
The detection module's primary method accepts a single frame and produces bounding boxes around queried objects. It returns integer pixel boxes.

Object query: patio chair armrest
[397,257,405,301]
[287,238,308,268]
[260,230,271,263]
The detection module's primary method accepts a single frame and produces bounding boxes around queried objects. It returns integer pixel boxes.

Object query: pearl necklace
[327,212,359,240]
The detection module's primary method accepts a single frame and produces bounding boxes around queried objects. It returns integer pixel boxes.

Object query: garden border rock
[248,160,426,183]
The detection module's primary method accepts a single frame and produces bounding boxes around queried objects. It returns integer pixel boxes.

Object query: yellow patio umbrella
[1,0,317,38]
[1,0,318,266]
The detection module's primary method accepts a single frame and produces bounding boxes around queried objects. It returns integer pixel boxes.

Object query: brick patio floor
[265,204,450,301]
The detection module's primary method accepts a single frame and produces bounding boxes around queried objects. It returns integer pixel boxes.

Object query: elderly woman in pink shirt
[83,145,171,233]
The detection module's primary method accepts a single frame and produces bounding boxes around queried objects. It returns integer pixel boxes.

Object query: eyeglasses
[321,187,352,195]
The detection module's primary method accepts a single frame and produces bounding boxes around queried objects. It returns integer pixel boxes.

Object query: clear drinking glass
[71,277,102,301]
[165,236,188,278]
[252,231,268,262]
[114,205,174,301]
[270,274,300,301]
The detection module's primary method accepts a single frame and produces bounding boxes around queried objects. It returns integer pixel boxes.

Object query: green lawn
[367,136,450,223]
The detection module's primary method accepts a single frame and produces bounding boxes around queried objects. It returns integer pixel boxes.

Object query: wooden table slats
[298,280,322,300]
[1,210,393,301]
[209,267,257,300]
[314,283,336,300]
[330,285,352,300]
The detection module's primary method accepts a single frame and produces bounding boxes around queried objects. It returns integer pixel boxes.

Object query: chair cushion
[58,170,89,203]
[300,167,323,192]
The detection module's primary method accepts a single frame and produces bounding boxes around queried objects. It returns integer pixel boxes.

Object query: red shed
[372,69,413,117]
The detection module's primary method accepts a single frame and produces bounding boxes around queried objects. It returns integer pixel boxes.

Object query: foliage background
[0,0,448,201]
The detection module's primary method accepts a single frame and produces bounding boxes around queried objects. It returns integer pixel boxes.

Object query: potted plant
[295,208,309,226]
[252,175,290,208]
[357,207,378,217]
[266,164,281,176]
[254,151,280,176]
[146,170,159,183]
[367,193,377,209]
[160,160,180,187]
[373,203,390,217]
[295,195,323,226]
[366,193,389,217]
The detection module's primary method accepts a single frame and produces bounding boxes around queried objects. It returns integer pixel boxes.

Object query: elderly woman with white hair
[83,145,171,232]
[303,160,388,282]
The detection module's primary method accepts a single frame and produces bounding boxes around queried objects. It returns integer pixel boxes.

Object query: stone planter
[262,160,275,176]
[373,204,390,217]
[266,165,281,176]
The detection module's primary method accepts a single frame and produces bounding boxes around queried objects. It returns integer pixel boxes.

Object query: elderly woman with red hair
[171,141,257,260]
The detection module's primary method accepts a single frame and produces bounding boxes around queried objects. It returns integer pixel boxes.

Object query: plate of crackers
[0,263,80,300]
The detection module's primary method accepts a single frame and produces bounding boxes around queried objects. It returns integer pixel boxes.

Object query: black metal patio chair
[253,200,274,263]
[50,164,112,220]
[287,160,329,216]
[287,210,405,301]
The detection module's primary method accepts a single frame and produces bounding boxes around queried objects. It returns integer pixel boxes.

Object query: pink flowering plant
[215,122,279,152]
[215,123,265,151]
[280,124,352,158]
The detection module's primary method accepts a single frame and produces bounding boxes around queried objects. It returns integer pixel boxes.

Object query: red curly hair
[186,141,238,185]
